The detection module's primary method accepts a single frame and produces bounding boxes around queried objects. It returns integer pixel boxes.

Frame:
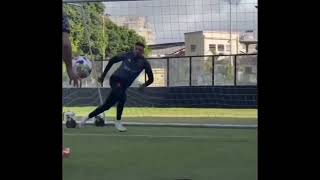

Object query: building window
[191,44,196,52]
[218,44,224,52]
[209,44,216,53]
[226,44,231,52]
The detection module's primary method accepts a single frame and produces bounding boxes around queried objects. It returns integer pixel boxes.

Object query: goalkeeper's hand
[138,83,145,91]
[67,67,81,88]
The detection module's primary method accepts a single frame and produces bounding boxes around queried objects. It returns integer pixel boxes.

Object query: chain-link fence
[63,54,257,88]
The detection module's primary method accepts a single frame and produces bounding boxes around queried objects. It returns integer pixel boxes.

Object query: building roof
[184,31,241,35]
[148,42,185,50]
[168,48,185,56]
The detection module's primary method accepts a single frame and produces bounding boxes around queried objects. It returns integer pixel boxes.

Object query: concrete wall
[185,32,205,56]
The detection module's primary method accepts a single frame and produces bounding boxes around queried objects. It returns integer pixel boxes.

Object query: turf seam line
[63,121,257,128]
[64,133,253,140]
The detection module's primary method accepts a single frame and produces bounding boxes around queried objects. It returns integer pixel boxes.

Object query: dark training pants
[88,76,127,120]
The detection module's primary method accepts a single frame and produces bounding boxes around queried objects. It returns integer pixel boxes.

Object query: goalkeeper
[80,42,154,131]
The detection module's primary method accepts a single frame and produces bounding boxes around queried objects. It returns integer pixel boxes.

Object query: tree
[105,20,151,57]
[63,2,151,61]
[225,61,234,82]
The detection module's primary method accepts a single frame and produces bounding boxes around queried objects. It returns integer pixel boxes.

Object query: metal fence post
[234,55,237,86]
[167,58,170,87]
[189,56,192,86]
[212,55,215,86]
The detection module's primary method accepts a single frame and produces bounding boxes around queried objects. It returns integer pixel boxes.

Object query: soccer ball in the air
[72,56,92,79]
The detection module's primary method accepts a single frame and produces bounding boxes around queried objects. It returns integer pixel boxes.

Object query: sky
[103,0,257,44]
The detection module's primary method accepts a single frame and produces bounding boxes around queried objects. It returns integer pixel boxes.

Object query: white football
[72,56,92,79]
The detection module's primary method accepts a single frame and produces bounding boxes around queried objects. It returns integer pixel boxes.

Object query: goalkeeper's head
[134,42,145,57]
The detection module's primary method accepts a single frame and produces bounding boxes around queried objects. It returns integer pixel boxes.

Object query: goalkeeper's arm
[99,55,124,83]
[140,61,154,89]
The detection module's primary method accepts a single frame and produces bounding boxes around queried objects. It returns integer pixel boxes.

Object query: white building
[184,31,257,56]
[184,31,257,86]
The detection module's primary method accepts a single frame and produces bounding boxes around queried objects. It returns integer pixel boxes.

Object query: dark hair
[135,42,145,48]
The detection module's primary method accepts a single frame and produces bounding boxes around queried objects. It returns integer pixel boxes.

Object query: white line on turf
[63,121,257,128]
[64,133,252,140]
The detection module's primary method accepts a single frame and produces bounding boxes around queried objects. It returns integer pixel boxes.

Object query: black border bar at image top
[63,0,150,3]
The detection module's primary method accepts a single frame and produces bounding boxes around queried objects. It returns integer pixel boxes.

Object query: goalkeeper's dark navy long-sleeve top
[102,52,154,88]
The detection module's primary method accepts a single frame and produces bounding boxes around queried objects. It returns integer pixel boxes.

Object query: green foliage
[225,60,234,81]
[105,22,150,57]
[63,2,150,61]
